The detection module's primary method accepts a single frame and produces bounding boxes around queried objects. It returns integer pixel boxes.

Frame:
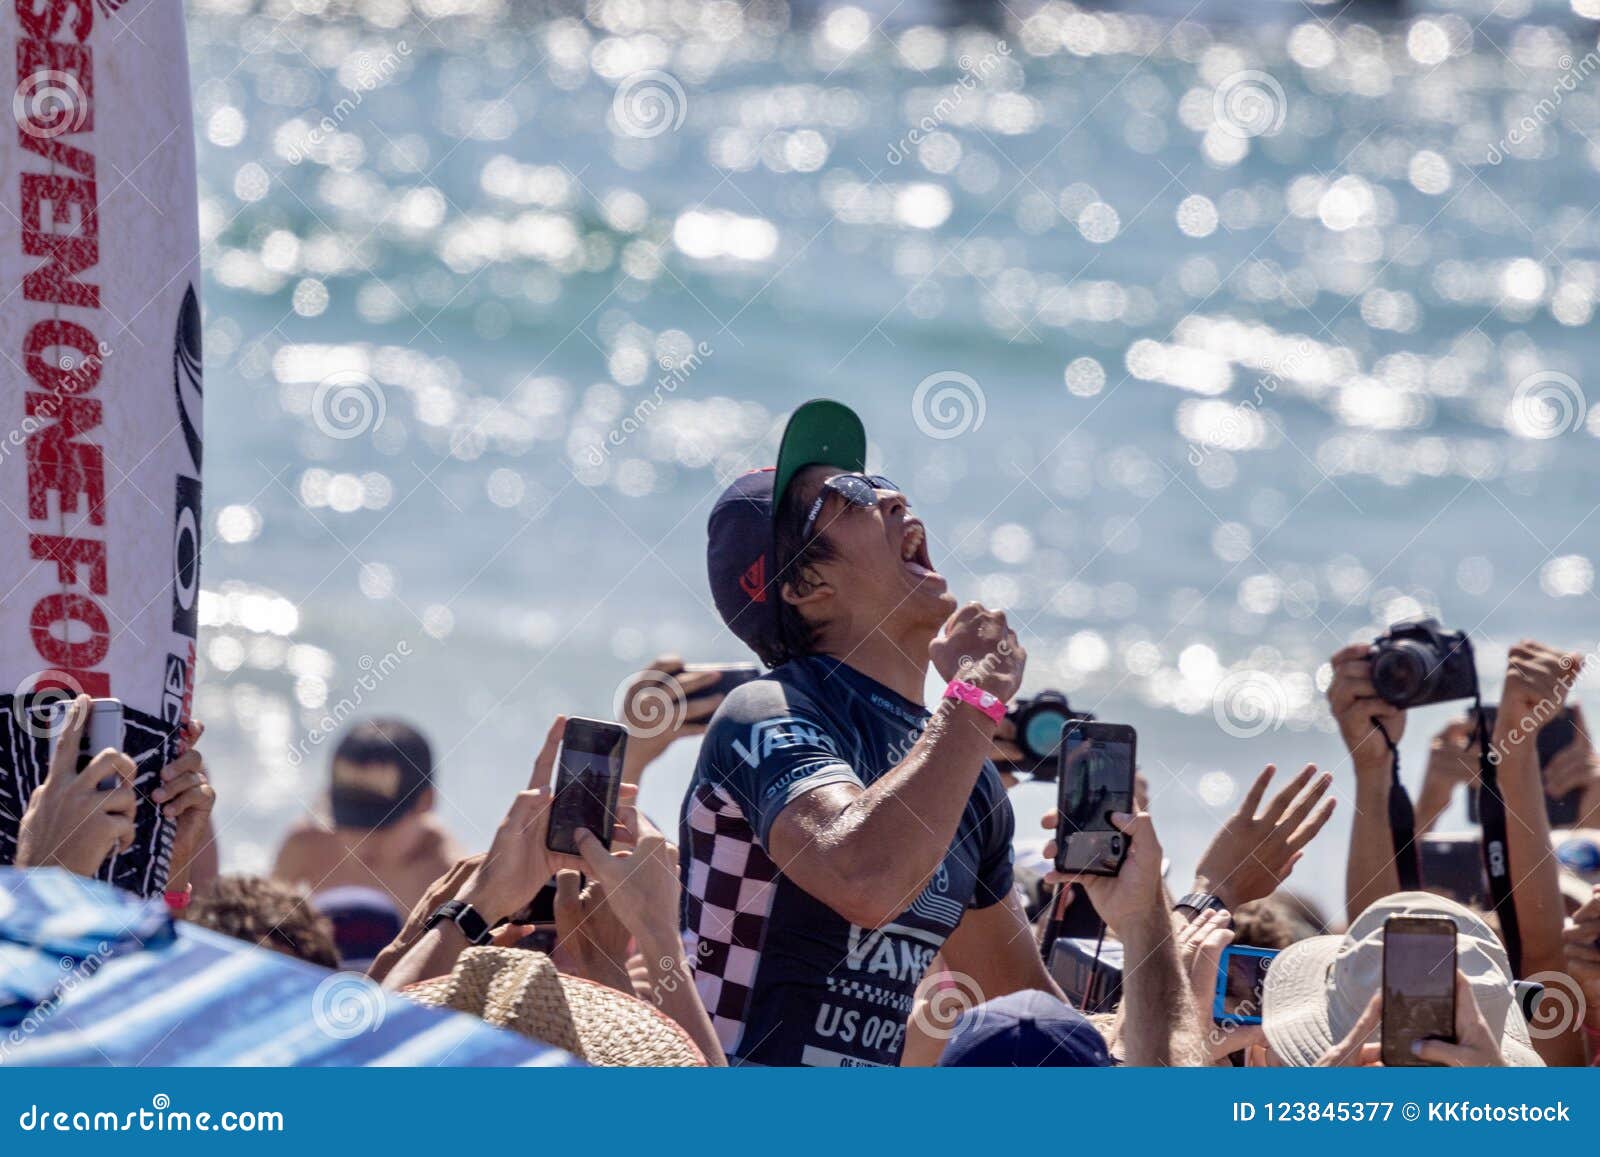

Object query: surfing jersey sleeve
[702,679,863,848]
[969,766,1016,910]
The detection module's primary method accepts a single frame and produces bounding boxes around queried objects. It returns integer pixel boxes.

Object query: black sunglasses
[800,473,901,542]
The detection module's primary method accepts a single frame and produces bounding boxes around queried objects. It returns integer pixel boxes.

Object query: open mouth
[899,520,941,580]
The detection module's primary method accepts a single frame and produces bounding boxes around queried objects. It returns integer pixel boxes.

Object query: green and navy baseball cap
[706,399,867,663]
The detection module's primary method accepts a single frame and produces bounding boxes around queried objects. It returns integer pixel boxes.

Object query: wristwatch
[425,899,494,946]
[1174,891,1228,920]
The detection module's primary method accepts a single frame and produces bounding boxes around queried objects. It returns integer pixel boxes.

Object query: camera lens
[1372,641,1433,705]
[1021,708,1067,762]
[1109,836,1122,853]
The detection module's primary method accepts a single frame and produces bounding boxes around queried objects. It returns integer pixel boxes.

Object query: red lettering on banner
[15,16,109,695]
[30,592,109,669]
[29,534,106,594]
[16,0,95,42]
[25,319,101,393]
[26,392,104,523]
[21,173,99,308]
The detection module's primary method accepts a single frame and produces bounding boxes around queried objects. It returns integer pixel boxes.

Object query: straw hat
[403,947,706,1067]
[1260,891,1542,1067]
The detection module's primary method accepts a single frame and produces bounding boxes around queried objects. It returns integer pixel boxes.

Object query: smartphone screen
[1382,915,1457,1066]
[545,717,627,855]
[1054,722,1136,875]
[1213,945,1277,1025]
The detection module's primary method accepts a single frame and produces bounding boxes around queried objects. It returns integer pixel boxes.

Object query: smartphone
[1419,830,1490,908]
[45,698,124,787]
[1381,914,1457,1067]
[1468,706,1582,826]
[545,717,627,856]
[682,663,762,701]
[1213,945,1278,1026]
[1054,722,1136,876]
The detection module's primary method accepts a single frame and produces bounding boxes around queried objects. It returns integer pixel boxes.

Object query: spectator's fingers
[1329,643,1371,665]
[1039,808,1058,831]
[553,869,584,936]
[159,749,203,783]
[164,779,215,821]
[1277,770,1332,833]
[1238,764,1276,819]
[649,654,685,676]
[1261,764,1317,824]
[1319,992,1381,1066]
[527,716,565,791]
[1543,750,1586,798]
[105,813,136,854]
[1411,1039,1472,1067]
[46,694,91,781]
[78,750,136,795]
[153,770,206,808]
[573,828,624,887]
[1355,1043,1383,1067]
[1286,798,1337,853]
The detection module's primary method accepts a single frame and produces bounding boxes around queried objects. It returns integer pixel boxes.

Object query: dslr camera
[1370,618,1477,709]
[1006,690,1095,781]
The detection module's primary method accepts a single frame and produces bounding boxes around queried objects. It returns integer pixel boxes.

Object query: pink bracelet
[943,678,1006,723]
[163,885,193,912]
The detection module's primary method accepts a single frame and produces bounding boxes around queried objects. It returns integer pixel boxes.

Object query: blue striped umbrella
[0,868,579,1067]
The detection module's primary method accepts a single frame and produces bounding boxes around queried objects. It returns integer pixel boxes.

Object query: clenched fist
[1500,639,1584,725]
[929,602,1026,704]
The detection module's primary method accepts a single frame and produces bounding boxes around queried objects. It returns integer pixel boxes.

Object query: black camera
[1370,618,1477,709]
[1006,690,1094,781]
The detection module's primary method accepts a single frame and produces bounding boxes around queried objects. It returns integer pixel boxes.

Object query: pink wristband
[943,678,1006,723]
[163,886,193,912]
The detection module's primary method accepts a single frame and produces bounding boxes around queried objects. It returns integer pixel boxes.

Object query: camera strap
[1472,694,1523,978]
[1372,718,1421,892]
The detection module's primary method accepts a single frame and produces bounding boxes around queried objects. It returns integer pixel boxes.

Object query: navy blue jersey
[678,655,1014,1067]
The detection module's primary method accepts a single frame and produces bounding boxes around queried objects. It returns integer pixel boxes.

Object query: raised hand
[929,602,1026,703]
[15,695,138,878]
[1192,764,1335,910]
[1327,643,1405,779]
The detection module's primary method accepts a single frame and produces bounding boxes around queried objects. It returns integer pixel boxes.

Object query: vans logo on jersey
[732,717,839,767]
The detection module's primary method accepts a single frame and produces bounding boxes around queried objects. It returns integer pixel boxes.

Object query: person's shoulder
[712,665,827,726]
[273,819,339,877]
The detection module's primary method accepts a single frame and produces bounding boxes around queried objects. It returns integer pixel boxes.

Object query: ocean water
[189,0,1600,918]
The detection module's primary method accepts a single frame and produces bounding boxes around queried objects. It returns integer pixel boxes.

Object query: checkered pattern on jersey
[682,779,778,1057]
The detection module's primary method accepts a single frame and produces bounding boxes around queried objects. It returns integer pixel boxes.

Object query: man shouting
[681,399,1061,1066]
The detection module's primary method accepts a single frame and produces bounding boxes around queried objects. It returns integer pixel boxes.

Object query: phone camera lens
[1109,836,1122,853]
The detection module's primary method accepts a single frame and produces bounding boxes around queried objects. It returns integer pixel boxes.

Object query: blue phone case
[1212,944,1279,1026]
